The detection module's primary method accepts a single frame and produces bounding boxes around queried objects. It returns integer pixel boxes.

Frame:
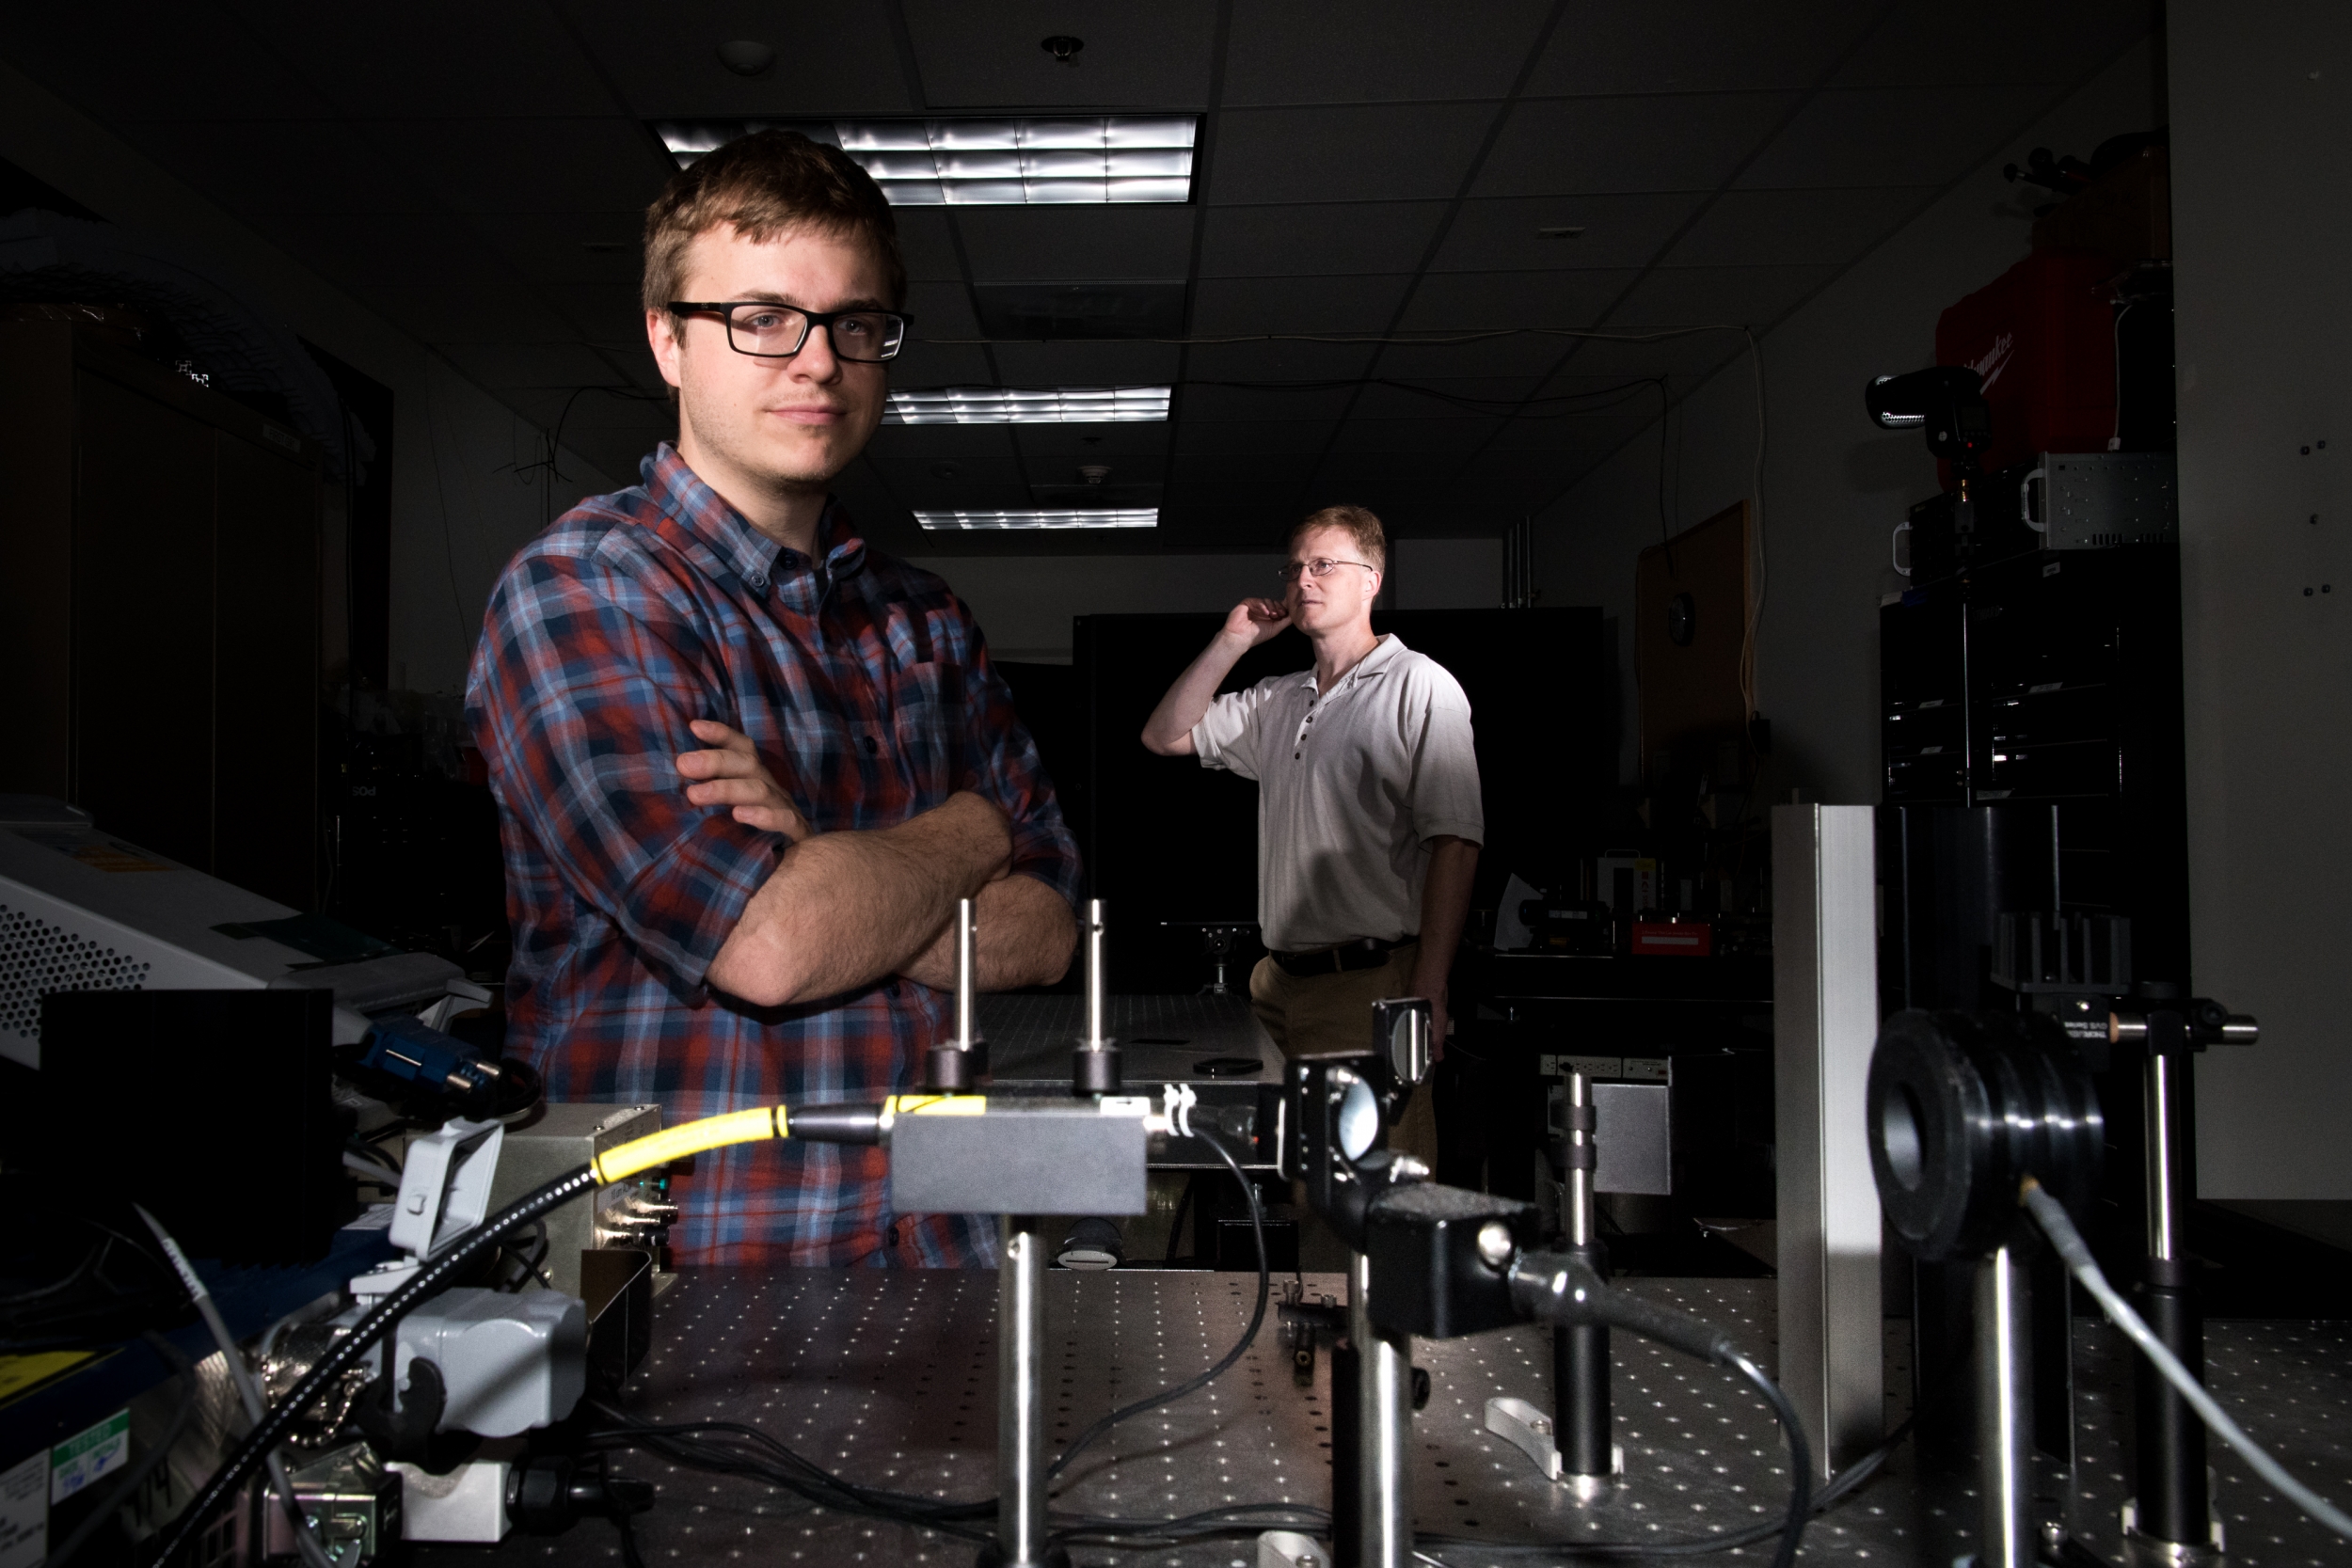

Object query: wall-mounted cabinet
[0,320,322,908]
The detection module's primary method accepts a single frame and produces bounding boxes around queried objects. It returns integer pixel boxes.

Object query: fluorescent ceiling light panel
[884,387,1171,424]
[915,509,1159,531]
[654,118,1198,204]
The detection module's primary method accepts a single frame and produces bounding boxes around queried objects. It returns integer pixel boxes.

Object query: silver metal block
[485,1101,664,1297]
[1771,803,1883,1480]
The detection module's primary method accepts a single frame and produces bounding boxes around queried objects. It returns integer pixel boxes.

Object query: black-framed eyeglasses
[1278,557,1378,583]
[668,300,913,363]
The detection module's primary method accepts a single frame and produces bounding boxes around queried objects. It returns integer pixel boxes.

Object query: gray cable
[2020,1181,2352,1541]
[134,1208,338,1568]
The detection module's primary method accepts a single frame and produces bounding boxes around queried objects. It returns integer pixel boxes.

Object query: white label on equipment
[50,1411,128,1503]
[0,1451,44,1568]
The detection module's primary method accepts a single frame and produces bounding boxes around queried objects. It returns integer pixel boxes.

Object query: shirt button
[746,573,767,593]
[861,735,880,755]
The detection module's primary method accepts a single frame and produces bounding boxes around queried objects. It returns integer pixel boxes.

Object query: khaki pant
[1248,943,1439,1168]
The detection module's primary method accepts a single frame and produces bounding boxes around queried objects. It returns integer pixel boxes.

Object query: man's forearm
[1414,836,1480,976]
[706,792,1010,1007]
[898,872,1077,992]
[1139,629,1251,754]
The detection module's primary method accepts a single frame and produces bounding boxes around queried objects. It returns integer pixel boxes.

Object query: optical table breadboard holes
[411,1275,2352,1568]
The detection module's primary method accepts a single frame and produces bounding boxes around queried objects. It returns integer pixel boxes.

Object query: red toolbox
[1933,250,2117,481]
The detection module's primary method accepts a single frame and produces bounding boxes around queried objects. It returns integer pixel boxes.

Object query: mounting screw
[1041,34,1084,64]
[1475,1220,1515,1268]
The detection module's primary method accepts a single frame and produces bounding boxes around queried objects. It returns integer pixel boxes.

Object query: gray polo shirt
[1191,634,1484,954]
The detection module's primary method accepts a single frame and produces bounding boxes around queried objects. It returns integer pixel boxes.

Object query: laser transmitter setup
[5,861,2346,1568]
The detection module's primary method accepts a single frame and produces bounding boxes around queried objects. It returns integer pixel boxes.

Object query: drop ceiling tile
[1181,340,1377,382]
[892,212,966,283]
[1664,185,1936,266]
[952,206,1197,283]
[1486,412,1655,451]
[1375,333,1589,379]
[901,0,1218,108]
[866,424,1029,465]
[1523,0,1881,95]
[431,341,628,391]
[1313,450,1472,483]
[1549,331,1749,382]
[1607,262,1841,327]
[252,213,507,288]
[1734,86,2054,190]
[357,284,580,343]
[890,342,999,384]
[123,120,437,216]
[1011,425,1173,463]
[1190,274,1415,336]
[562,0,916,117]
[1176,385,1356,422]
[1158,493,1311,545]
[235,0,621,119]
[1211,103,1498,205]
[1474,93,1800,197]
[903,280,984,340]
[1222,0,1559,105]
[1352,376,1544,415]
[1198,202,1449,277]
[469,212,648,285]
[1428,193,1710,272]
[1176,453,1321,488]
[383,119,675,214]
[534,284,649,345]
[1394,269,1636,331]
[1175,419,1341,456]
[3,10,335,120]
[1834,0,2150,87]
[988,342,1185,384]
[1325,416,1504,452]
[875,454,1034,506]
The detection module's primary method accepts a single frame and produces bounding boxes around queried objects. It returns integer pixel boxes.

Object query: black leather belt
[1270,936,1412,976]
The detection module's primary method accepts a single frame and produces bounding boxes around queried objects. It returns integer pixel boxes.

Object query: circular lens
[1881,1081,1927,1192]
[1337,1077,1380,1162]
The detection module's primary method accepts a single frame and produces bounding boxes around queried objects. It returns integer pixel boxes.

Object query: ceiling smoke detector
[1078,464,1112,485]
[716,40,775,76]
[1041,35,1084,64]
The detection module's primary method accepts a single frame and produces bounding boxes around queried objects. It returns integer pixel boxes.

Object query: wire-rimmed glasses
[1278,557,1378,583]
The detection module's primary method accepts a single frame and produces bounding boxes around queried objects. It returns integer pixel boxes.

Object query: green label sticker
[50,1411,129,1504]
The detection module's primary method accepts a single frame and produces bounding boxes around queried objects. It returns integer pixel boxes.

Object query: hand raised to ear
[677,720,813,842]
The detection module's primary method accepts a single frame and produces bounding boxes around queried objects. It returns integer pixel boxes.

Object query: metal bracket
[1485,1397,1622,1493]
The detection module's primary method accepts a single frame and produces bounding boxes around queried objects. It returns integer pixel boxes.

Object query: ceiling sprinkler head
[1078,464,1112,484]
[1041,35,1085,64]
[717,40,776,76]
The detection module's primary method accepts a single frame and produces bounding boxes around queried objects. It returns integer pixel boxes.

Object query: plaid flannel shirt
[465,443,1080,1268]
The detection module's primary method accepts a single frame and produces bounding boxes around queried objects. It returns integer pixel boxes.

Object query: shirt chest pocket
[887,658,961,785]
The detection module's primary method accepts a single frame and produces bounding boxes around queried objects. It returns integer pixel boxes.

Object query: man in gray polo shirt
[1141,504,1482,1164]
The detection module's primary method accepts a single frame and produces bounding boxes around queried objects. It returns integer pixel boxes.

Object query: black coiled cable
[145,1166,599,1567]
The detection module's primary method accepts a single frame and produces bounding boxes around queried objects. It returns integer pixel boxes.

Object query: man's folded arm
[706,791,1013,1007]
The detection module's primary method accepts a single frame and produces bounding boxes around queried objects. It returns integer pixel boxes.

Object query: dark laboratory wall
[1070,609,1611,993]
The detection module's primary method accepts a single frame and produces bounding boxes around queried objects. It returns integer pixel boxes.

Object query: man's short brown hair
[641,131,907,315]
[1287,504,1387,574]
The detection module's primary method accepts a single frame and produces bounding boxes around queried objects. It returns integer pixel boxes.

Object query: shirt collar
[642,442,868,593]
[1303,632,1406,696]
